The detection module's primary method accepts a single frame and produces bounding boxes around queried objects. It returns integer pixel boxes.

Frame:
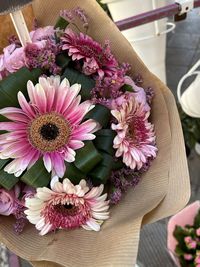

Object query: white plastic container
[102,0,174,83]
[177,59,200,118]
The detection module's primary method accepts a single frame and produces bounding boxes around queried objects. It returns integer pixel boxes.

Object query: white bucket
[101,0,174,84]
[177,59,200,118]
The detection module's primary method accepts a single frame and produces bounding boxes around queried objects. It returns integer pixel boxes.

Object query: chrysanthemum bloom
[25,178,109,235]
[61,29,118,77]
[0,76,99,177]
[111,96,157,170]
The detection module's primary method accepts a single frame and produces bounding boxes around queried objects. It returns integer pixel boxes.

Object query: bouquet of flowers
[0,0,190,266]
[168,202,200,267]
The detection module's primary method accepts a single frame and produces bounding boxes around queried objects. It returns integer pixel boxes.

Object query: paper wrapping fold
[0,0,190,266]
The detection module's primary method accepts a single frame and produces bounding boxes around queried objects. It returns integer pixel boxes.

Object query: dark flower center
[40,123,59,141]
[28,112,71,152]
[54,204,78,216]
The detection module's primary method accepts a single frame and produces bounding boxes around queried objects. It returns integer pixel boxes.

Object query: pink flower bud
[184,254,193,260]
[184,236,192,244]
[188,241,197,249]
[196,228,200,236]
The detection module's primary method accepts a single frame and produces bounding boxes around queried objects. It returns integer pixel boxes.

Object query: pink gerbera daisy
[111,96,157,170]
[25,178,109,235]
[0,76,99,177]
[61,29,118,77]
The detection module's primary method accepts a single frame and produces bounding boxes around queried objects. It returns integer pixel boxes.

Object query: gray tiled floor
[138,8,200,267]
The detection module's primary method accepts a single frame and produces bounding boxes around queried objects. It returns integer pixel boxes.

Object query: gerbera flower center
[28,113,71,152]
[127,117,148,144]
[54,204,78,216]
[41,195,91,230]
[40,123,59,141]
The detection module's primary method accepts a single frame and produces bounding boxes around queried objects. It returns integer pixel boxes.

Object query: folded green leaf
[61,68,95,101]
[74,141,103,173]
[54,16,69,30]
[56,53,71,69]
[64,163,86,184]
[21,159,51,188]
[0,67,42,109]
[89,152,113,185]
[0,170,19,190]
[0,159,10,170]
[94,129,116,155]
[84,104,111,128]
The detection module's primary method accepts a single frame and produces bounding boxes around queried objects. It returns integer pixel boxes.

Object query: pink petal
[27,81,36,104]
[66,101,93,124]
[1,142,32,158]
[27,150,41,169]
[68,140,84,150]
[0,107,29,122]
[62,91,81,115]
[72,120,98,137]
[43,153,52,173]
[33,83,47,114]
[18,92,35,118]
[64,147,76,162]
[50,153,66,178]
[0,122,26,131]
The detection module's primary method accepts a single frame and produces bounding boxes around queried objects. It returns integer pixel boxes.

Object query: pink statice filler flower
[111,95,157,170]
[24,178,109,235]
[0,76,100,178]
[61,28,118,77]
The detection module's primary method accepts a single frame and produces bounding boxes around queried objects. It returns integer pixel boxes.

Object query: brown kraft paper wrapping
[0,0,190,266]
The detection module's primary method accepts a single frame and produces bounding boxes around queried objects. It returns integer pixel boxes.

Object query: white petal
[86,219,101,231]
[50,175,59,189]
[92,212,109,220]
[39,223,52,236]
[27,215,41,224]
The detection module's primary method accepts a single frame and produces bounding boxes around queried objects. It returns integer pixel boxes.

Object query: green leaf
[21,159,51,188]
[54,16,69,30]
[84,104,111,128]
[89,152,113,185]
[0,170,19,190]
[61,68,95,101]
[0,159,10,170]
[56,53,71,69]
[74,141,103,173]
[112,160,125,170]
[94,129,116,155]
[64,163,86,184]
[121,84,134,92]
[0,67,42,109]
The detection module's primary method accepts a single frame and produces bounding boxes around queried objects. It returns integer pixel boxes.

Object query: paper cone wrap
[0,0,190,266]
[167,201,200,266]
